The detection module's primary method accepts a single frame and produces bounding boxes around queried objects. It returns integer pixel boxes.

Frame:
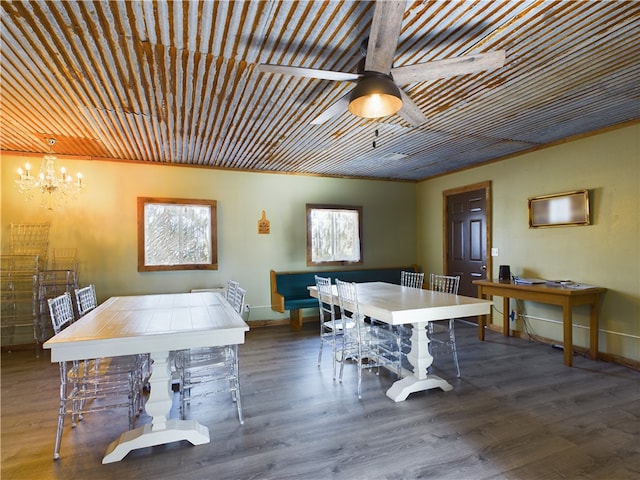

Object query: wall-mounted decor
[529,190,590,228]
[137,197,218,271]
[258,210,270,234]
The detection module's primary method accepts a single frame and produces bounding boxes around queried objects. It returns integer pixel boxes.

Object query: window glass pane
[334,210,360,261]
[308,205,361,265]
[311,209,333,262]
[138,197,217,271]
[144,203,211,266]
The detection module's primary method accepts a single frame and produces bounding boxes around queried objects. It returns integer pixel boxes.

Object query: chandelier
[16,139,85,210]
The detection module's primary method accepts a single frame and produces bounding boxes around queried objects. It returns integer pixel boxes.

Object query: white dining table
[308,281,492,402]
[43,291,249,463]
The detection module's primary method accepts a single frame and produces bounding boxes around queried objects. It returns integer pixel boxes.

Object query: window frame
[306,203,363,266]
[137,197,218,272]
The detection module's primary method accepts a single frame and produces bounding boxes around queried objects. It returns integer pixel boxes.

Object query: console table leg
[503,296,510,336]
[477,288,486,341]
[562,301,573,367]
[589,298,600,360]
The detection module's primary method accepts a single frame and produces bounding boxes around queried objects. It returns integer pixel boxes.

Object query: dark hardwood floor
[2,321,639,479]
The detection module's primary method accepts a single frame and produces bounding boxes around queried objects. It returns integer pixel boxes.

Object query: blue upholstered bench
[270,265,418,329]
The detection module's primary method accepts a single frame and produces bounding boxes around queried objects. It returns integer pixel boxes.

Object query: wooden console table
[473,279,606,367]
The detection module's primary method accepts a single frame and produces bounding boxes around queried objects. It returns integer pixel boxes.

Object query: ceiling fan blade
[310,91,352,125]
[391,51,506,85]
[397,89,427,126]
[364,0,406,73]
[258,64,360,82]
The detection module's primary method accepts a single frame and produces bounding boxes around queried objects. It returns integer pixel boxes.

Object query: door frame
[442,181,493,289]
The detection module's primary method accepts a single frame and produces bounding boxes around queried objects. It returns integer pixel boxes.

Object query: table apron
[48,331,246,362]
[477,286,598,307]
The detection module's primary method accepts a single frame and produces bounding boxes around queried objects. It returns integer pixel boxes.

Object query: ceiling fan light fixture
[348,72,402,119]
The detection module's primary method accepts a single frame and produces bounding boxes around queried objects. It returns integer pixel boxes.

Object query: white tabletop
[44,291,249,362]
[309,281,492,324]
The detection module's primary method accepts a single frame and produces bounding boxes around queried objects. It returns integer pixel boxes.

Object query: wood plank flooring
[2,321,639,479]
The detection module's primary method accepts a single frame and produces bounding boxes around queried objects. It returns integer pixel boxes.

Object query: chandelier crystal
[16,139,84,210]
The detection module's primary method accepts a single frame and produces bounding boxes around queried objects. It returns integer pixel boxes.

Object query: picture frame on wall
[528,190,590,228]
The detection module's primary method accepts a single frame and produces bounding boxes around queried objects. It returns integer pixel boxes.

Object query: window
[306,204,362,266]
[138,197,218,271]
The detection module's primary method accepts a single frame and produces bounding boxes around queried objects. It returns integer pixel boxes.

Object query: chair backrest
[48,292,76,334]
[74,284,97,317]
[52,248,78,271]
[315,275,337,321]
[226,279,240,302]
[232,286,246,315]
[335,279,363,328]
[401,271,424,289]
[429,274,460,295]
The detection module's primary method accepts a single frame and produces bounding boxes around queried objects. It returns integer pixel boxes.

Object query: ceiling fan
[258,0,505,126]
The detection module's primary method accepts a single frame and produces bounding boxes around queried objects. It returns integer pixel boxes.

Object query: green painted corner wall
[417,123,640,361]
[1,156,417,333]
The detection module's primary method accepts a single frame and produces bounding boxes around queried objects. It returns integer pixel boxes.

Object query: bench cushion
[277,273,317,299]
[284,297,317,311]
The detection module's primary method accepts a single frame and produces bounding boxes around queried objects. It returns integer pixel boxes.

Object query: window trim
[306,203,363,266]
[137,197,218,272]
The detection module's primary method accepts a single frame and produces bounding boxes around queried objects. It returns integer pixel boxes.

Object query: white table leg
[386,321,452,402]
[102,351,210,463]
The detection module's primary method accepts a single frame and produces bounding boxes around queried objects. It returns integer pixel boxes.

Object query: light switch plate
[491,247,499,257]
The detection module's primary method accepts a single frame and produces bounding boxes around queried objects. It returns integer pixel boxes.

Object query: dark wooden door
[445,184,490,298]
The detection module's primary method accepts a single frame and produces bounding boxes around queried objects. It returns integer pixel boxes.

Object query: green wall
[417,124,639,362]
[1,156,417,335]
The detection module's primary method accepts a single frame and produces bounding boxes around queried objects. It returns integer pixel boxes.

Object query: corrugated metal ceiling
[1,0,638,181]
